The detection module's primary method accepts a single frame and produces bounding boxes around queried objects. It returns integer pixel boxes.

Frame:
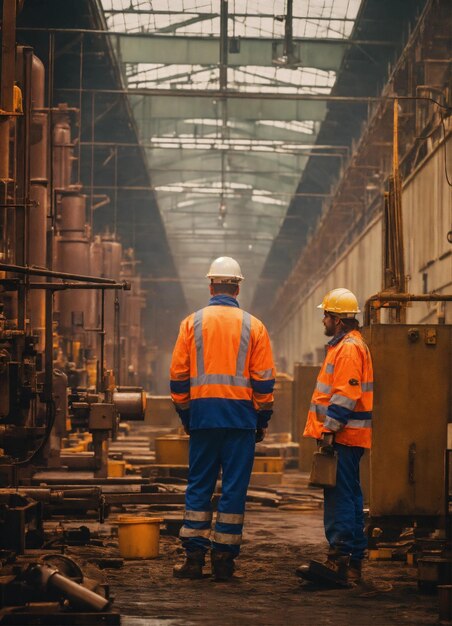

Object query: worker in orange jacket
[170,256,275,581]
[297,288,373,587]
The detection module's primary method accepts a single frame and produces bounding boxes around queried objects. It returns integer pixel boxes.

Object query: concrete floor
[101,504,439,625]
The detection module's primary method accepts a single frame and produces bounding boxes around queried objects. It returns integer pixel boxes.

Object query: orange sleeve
[169,318,191,410]
[249,323,276,413]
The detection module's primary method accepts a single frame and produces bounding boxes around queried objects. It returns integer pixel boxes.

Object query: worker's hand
[319,432,335,455]
[255,427,267,443]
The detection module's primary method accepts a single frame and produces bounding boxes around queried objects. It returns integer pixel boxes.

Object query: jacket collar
[327,329,348,347]
[208,294,240,308]
[327,328,361,347]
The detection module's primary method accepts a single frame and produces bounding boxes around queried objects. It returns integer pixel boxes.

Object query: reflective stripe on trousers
[213,511,245,547]
[180,511,245,545]
[181,429,255,557]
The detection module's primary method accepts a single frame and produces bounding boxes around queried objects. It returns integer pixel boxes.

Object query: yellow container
[117,516,164,559]
[108,460,126,477]
[253,456,284,473]
[64,444,85,453]
[250,472,283,486]
[154,435,189,465]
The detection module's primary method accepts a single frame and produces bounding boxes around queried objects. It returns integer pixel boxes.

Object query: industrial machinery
[360,103,452,592]
[0,1,152,620]
[0,0,148,540]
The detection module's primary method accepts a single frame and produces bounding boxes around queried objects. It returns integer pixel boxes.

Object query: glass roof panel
[101,0,363,311]
[125,63,335,94]
[102,0,361,39]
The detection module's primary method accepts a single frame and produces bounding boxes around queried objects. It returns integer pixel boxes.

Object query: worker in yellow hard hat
[297,288,374,588]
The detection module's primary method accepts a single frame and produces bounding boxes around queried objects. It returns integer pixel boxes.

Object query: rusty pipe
[364,292,452,326]
[28,281,130,290]
[0,261,118,283]
[27,563,110,612]
[0,0,17,181]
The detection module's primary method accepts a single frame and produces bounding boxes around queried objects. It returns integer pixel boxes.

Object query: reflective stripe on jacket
[170,295,275,429]
[304,329,373,448]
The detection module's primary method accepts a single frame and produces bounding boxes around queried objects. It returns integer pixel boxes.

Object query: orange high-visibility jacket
[304,329,373,448]
[170,295,275,430]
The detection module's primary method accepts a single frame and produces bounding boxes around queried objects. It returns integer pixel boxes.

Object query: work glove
[255,427,267,443]
[319,432,335,455]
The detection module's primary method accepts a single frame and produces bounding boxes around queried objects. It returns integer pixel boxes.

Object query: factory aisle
[101,494,438,626]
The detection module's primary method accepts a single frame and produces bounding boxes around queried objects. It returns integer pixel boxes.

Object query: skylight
[125,63,336,94]
[100,0,364,311]
[102,0,362,39]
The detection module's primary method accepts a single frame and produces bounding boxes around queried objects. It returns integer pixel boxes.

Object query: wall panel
[273,136,452,370]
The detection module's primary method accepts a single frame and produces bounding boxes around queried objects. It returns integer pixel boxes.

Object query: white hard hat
[206,256,244,283]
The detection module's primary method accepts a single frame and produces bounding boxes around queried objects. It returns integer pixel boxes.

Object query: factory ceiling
[16,0,428,336]
[98,0,427,318]
[98,0,360,313]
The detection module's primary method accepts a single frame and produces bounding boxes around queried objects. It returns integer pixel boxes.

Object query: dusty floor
[98,504,440,626]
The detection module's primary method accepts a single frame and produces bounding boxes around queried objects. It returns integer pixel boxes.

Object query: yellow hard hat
[206,256,244,283]
[317,288,360,318]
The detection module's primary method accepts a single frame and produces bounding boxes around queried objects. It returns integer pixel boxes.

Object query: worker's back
[170,295,275,430]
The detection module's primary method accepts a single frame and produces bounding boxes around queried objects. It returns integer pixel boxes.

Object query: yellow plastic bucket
[154,435,189,465]
[117,516,164,559]
[108,460,126,477]
[253,456,284,473]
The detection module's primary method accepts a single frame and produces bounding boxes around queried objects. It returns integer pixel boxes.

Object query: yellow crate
[108,460,126,477]
[368,548,393,560]
[252,456,284,473]
[154,435,189,465]
[250,472,283,486]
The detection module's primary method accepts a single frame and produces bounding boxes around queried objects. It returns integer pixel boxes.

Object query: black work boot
[211,550,235,581]
[347,560,363,585]
[296,554,352,588]
[173,551,205,579]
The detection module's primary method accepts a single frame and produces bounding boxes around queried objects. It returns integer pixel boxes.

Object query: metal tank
[52,109,72,190]
[28,54,47,350]
[55,192,90,365]
[119,250,145,386]
[88,235,103,330]
[101,234,122,372]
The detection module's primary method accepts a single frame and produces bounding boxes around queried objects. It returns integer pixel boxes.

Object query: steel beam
[115,35,381,70]
[129,92,328,122]
[141,119,319,141]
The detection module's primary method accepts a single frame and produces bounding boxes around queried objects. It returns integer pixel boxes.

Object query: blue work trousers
[180,429,255,558]
[323,443,367,561]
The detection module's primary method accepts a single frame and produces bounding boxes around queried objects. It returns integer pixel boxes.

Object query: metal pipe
[114,289,120,385]
[29,564,109,612]
[78,184,336,197]
[0,0,17,181]
[364,292,452,326]
[54,88,449,108]
[219,0,228,92]
[15,26,398,46]
[28,281,130,290]
[56,86,382,102]
[77,34,84,183]
[46,31,55,272]
[100,288,105,390]
[44,288,53,403]
[79,139,348,149]
[0,262,118,283]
